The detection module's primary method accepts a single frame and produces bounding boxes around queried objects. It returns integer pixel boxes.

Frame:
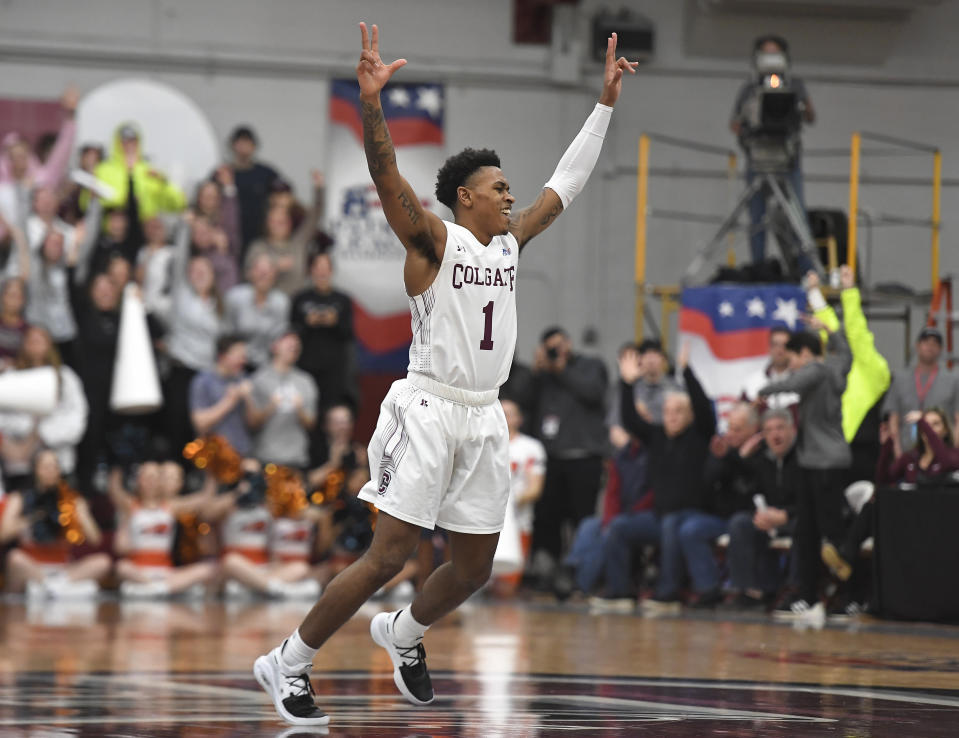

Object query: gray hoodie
[759,330,852,470]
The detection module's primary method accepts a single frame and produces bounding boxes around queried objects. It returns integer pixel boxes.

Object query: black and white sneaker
[253,641,330,726]
[772,597,825,625]
[828,598,866,622]
[370,611,434,705]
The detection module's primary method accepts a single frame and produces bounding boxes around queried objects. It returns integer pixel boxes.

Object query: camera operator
[730,35,815,266]
[529,327,608,577]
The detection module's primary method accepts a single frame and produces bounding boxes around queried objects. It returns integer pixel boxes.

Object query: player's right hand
[357,23,408,99]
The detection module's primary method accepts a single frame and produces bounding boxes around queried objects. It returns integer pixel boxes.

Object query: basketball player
[255,22,637,726]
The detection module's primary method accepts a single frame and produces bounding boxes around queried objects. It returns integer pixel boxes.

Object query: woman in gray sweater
[163,213,225,458]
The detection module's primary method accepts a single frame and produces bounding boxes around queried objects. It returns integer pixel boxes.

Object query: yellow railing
[847,130,942,291]
[633,129,943,349]
[633,133,738,342]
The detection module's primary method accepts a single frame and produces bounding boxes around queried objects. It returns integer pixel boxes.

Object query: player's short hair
[435,148,501,210]
[785,330,822,357]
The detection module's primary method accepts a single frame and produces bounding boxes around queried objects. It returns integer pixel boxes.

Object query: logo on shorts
[420,398,429,407]
[378,470,392,495]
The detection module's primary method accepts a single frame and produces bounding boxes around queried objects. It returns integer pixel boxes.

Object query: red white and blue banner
[327,79,445,372]
[679,284,805,416]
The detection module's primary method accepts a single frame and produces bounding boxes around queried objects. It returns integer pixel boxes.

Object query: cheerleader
[1,449,109,598]
[111,462,217,598]
[204,460,319,598]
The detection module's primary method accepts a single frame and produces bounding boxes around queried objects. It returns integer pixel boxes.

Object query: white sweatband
[807,286,827,311]
[544,103,612,209]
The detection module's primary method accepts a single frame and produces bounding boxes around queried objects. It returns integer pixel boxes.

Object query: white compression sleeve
[543,103,612,209]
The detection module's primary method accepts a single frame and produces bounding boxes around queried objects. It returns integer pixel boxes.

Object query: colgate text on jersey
[451,263,516,292]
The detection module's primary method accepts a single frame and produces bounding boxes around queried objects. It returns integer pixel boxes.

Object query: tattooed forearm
[537,199,562,228]
[511,190,565,249]
[361,101,396,178]
[397,191,420,225]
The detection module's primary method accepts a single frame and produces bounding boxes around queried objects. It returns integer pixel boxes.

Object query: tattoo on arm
[361,100,438,265]
[361,101,396,178]
[536,193,562,228]
[397,191,420,225]
[513,190,563,249]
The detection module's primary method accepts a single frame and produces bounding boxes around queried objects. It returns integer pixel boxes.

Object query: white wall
[2,0,957,371]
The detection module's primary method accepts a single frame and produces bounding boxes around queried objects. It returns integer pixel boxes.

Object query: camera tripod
[683,168,825,284]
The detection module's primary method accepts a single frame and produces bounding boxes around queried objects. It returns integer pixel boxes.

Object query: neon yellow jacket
[815,287,891,442]
[92,122,186,221]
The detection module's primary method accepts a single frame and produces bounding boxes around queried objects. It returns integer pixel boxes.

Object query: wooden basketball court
[2,597,958,736]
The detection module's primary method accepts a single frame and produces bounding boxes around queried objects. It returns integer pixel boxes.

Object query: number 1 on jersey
[480,300,495,351]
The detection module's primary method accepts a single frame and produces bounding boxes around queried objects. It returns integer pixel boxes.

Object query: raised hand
[677,340,691,373]
[839,264,855,290]
[61,85,80,115]
[903,410,923,426]
[801,313,829,334]
[598,33,639,107]
[357,23,408,99]
[803,269,820,291]
[618,347,642,384]
[739,431,764,458]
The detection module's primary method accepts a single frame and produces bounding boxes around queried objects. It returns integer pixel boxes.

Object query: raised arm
[71,195,102,285]
[357,23,447,296]
[107,467,136,518]
[683,364,717,439]
[170,472,217,516]
[617,347,656,443]
[759,360,824,397]
[509,33,637,249]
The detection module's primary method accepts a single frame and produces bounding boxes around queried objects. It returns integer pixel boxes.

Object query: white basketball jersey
[127,504,175,559]
[270,517,314,562]
[407,221,519,392]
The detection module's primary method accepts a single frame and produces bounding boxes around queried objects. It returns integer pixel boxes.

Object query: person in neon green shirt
[92,122,186,222]
[804,266,890,443]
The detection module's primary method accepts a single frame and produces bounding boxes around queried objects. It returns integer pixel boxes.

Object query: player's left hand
[599,33,639,107]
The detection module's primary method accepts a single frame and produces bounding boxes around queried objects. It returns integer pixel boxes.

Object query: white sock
[280,628,318,673]
[390,607,429,645]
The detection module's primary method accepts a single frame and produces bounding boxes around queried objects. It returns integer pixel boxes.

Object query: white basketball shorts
[357,373,509,534]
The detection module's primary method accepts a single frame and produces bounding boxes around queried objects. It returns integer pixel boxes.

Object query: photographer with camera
[730,35,815,267]
[529,327,608,581]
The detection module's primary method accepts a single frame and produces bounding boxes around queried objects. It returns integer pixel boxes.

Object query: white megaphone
[0,366,58,415]
[110,284,162,414]
[491,496,524,576]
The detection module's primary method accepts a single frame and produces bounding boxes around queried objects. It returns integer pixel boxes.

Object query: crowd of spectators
[537,264,958,623]
[0,87,952,626]
[0,87,369,601]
